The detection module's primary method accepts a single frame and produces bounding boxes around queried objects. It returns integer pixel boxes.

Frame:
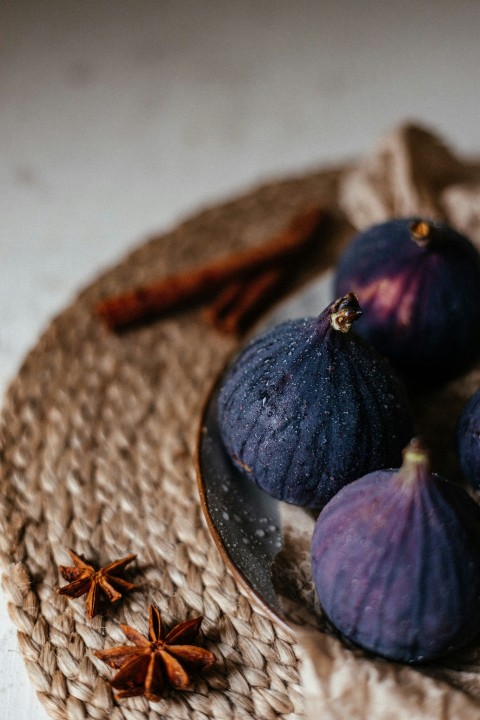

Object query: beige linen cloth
[288,124,480,720]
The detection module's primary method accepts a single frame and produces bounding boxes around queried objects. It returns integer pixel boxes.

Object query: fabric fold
[339,123,480,245]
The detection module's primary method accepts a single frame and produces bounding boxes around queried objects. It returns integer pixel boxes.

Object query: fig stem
[398,438,430,484]
[330,291,362,333]
[409,220,432,247]
[409,219,448,248]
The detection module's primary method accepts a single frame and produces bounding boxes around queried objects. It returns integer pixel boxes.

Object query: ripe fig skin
[334,218,480,384]
[217,294,413,508]
[311,442,480,663]
[457,389,480,489]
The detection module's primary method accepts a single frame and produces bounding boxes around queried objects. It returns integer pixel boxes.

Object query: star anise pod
[57,549,137,619]
[94,605,215,701]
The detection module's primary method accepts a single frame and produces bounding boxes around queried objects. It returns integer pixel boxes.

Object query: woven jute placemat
[0,167,348,720]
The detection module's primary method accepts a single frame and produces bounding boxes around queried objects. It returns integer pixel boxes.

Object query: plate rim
[195,375,293,635]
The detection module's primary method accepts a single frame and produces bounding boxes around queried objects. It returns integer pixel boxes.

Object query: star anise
[94,605,215,701]
[57,549,137,619]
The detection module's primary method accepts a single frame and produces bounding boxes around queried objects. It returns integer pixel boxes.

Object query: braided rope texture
[0,170,344,720]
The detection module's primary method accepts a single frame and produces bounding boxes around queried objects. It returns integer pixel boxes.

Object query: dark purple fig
[217,292,412,508]
[311,439,480,662]
[334,218,480,384]
[457,389,480,489]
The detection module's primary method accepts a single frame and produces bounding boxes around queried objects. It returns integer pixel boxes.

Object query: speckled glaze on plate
[197,383,287,626]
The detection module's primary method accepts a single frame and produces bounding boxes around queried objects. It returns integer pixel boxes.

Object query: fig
[334,218,480,384]
[457,389,480,489]
[311,439,480,662]
[217,292,412,508]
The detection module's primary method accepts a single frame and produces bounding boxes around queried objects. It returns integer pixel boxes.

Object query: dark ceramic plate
[196,275,333,629]
[197,385,286,624]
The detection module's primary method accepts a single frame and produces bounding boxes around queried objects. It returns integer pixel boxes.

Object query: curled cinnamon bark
[203,268,287,336]
[95,206,330,331]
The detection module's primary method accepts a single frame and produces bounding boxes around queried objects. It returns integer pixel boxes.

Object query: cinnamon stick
[95,206,330,330]
[203,267,286,336]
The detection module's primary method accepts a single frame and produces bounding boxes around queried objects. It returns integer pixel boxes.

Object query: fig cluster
[216,215,480,664]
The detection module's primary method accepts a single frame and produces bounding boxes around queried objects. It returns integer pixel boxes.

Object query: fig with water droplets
[334,218,480,384]
[217,292,412,508]
[311,439,480,662]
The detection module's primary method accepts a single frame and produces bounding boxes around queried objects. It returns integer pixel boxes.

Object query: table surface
[2,1,480,717]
